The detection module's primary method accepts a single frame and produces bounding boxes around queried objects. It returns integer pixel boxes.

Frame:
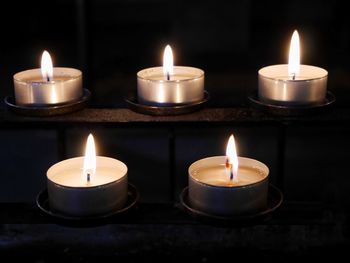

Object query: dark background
[1,0,350,261]
[0,0,349,213]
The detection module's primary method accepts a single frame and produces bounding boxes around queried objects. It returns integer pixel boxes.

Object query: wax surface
[143,74,197,81]
[259,64,327,80]
[22,76,73,82]
[14,67,82,83]
[138,66,204,81]
[49,167,124,187]
[192,164,267,187]
[47,156,127,188]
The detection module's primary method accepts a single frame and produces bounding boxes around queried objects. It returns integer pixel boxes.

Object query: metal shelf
[0,202,348,260]
[1,107,350,128]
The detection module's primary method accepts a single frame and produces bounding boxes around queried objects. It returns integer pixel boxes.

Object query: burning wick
[87,173,90,182]
[167,71,170,81]
[291,73,296,80]
[226,157,234,181]
[226,134,238,182]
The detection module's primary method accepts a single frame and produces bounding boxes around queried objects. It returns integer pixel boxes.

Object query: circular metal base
[36,183,139,226]
[124,90,209,116]
[4,89,91,117]
[179,184,283,225]
[248,90,336,116]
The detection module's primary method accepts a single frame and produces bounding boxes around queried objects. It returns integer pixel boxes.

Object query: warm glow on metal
[83,134,96,179]
[226,134,239,181]
[288,30,300,78]
[41,50,53,82]
[163,45,174,79]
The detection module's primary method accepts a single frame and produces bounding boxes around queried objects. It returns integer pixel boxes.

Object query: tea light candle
[47,134,128,217]
[258,30,328,106]
[137,45,204,106]
[14,50,83,106]
[188,135,269,216]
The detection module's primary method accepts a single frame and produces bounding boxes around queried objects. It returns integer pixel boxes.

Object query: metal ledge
[0,202,348,260]
[1,107,350,128]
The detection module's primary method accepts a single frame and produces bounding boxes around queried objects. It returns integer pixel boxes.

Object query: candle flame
[163,45,174,80]
[288,30,300,78]
[41,50,53,82]
[83,134,96,181]
[226,134,239,181]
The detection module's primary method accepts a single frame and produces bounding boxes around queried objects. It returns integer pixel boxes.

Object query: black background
[0,1,349,260]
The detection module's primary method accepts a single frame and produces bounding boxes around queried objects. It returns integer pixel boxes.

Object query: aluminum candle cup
[258,64,328,106]
[13,67,83,106]
[258,30,328,106]
[137,66,204,106]
[188,156,269,216]
[47,156,128,217]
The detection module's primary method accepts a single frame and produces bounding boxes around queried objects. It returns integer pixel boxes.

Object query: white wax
[189,156,269,187]
[142,74,195,81]
[259,64,327,81]
[47,156,127,188]
[137,66,204,81]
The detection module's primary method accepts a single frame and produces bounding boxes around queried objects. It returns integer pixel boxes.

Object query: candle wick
[167,72,170,81]
[292,73,296,80]
[226,158,234,181]
[87,173,90,182]
[47,76,51,82]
